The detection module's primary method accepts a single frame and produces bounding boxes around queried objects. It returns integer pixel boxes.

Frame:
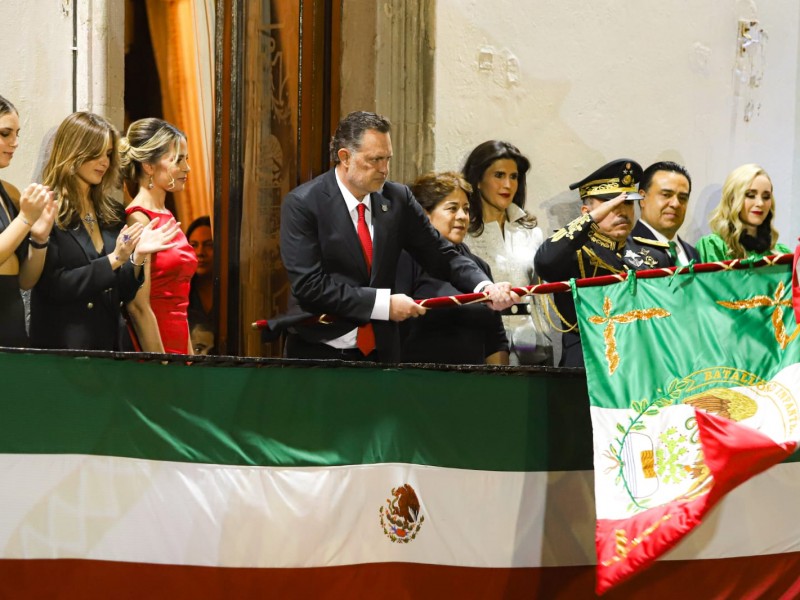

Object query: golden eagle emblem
[379,483,424,543]
[682,387,758,422]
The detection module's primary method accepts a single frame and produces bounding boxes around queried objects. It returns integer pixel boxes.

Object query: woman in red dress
[120,118,197,354]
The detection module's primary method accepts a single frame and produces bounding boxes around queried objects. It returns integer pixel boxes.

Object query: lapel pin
[381,204,388,212]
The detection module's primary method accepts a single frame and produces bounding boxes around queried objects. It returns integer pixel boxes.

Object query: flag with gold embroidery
[575,262,800,594]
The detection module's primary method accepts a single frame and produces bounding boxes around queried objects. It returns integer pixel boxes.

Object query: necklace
[83,212,97,233]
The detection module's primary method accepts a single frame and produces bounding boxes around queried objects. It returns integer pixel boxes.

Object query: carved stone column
[376,0,436,185]
[76,0,125,128]
[341,0,436,186]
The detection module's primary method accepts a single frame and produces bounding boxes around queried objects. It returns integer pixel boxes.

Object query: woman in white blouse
[462,140,552,366]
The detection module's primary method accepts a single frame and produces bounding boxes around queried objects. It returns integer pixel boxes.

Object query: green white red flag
[1,318,800,597]
[575,260,800,593]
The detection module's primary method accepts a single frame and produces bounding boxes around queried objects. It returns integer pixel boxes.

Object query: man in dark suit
[628,161,700,266]
[280,111,517,362]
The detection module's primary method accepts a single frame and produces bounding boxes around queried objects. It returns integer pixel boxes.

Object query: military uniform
[533,158,669,368]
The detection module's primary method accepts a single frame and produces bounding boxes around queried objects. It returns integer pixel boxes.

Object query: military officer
[534,158,668,367]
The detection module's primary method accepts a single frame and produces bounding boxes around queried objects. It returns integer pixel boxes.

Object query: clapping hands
[20,184,57,243]
[114,223,145,263]
[131,218,181,263]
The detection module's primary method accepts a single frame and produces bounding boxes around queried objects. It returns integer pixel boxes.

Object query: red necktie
[356,203,376,355]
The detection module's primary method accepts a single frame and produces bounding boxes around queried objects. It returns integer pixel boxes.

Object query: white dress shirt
[325,171,391,349]
[327,170,492,349]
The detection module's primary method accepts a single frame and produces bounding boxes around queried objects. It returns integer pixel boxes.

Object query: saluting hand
[587,192,629,224]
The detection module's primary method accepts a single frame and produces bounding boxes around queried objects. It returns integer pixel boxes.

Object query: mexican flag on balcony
[575,259,800,594]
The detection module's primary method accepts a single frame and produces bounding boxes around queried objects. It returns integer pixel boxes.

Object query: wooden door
[215,0,341,356]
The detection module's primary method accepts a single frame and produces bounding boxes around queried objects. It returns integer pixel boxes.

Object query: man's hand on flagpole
[483,282,520,311]
[390,294,427,321]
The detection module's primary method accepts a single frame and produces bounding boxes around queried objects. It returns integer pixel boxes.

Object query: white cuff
[474,280,493,293]
[371,288,391,320]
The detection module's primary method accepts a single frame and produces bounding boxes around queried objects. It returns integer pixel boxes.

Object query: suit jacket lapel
[68,225,101,263]
[632,220,654,241]
[101,227,116,256]
[323,170,370,280]
[70,225,120,314]
[678,236,699,261]
[370,191,391,284]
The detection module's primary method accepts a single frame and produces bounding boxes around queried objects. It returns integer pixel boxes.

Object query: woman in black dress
[395,171,509,365]
[0,94,57,347]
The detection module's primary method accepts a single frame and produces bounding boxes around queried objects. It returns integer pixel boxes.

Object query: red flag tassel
[793,240,800,324]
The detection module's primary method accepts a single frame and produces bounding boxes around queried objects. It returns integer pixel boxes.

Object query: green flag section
[575,262,800,593]
[0,352,591,472]
[1,350,800,598]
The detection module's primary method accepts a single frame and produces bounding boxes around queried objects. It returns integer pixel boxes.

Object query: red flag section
[793,241,800,323]
[596,409,797,594]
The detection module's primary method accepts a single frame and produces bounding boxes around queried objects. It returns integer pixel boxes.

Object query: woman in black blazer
[30,112,178,351]
[395,172,509,365]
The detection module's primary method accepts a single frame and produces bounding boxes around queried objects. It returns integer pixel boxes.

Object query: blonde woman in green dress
[697,164,790,262]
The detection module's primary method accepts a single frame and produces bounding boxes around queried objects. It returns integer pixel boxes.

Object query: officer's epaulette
[632,236,670,249]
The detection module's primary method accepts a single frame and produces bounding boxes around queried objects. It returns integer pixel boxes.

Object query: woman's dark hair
[0,94,17,117]
[409,171,472,213]
[186,215,211,240]
[461,140,533,235]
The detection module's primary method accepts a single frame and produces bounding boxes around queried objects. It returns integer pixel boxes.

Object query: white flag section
[1,455,800,568]
[592,363,800,521]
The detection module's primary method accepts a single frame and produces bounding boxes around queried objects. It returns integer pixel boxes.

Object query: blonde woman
[697,164,791,262]
[120,118,196,354]
[0,94,57,346]
[30,112,178,350]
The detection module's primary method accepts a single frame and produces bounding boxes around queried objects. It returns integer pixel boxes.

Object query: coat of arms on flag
[574,258,800,593]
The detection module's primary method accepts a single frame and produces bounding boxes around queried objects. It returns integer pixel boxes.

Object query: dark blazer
[629,220,700,267]
[280,168,490,362]
[395,245,508,365]
[30,218,143,351]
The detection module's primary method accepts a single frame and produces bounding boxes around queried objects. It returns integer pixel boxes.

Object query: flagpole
[252,253,795,331]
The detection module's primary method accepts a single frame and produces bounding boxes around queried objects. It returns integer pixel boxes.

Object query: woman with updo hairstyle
[30,112,178,350]
[120,118,197,354]
[462,140,551,366]
[394,171,509,365]
[697,164,791,262]
[0,94,57,346]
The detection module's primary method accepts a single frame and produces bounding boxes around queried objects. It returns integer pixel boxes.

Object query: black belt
[499,303,532,316]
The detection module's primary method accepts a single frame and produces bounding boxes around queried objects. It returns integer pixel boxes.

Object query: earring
[147,175,154,190]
